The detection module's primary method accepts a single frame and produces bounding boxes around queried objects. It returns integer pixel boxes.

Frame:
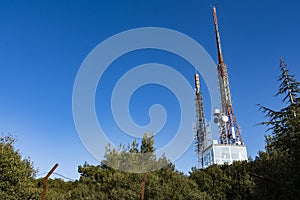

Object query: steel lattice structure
[194,73,207,168]
[213,6,243,145]
[193,6,246,169]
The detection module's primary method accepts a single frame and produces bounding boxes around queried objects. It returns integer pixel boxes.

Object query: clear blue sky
[1,0,299,180]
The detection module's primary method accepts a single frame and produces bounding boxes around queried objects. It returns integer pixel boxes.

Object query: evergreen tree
[257,58,300,199]
[74,133,210,199]
[140,133,155,153]
[102,133,169,173]
[259,58,300,154]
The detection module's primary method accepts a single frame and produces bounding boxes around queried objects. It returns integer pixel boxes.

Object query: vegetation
[0,135,39,199]
[254,57,300,199]
[0,58,299,199]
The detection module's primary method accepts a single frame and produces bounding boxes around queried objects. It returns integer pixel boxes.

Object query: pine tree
[258,58,300,199]
[259,58,300,153]
[140,133,155,153]
[277,58,300,105]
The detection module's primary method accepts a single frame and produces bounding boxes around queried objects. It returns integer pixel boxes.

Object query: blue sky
[1,0,300,180]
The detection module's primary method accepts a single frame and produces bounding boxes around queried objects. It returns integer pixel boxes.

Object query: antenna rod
[213,6,224,64]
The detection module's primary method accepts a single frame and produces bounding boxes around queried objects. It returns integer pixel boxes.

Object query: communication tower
[213,6,243,145]
[194,6,248,168]
[194,73,207,168]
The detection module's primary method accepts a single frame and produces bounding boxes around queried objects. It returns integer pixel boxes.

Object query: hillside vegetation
[1,58,299,200]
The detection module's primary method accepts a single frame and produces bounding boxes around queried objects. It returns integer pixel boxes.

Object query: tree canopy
[0,134,39,199]
[1,58,299,199]
[255,57,300,199]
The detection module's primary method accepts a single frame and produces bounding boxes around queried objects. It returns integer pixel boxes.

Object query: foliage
[189,161,254,200]
[102,133,169,173]
[256,58,300,199]
[146,169,211,200]
[259,58,300,154]
[0,134,39,200]
[72,133,211,199]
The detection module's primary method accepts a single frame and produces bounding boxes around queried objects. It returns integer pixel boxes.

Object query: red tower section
[212,6,243,145]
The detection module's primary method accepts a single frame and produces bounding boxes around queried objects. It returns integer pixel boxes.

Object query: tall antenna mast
[194,73,207,168]
[213,6,243,145]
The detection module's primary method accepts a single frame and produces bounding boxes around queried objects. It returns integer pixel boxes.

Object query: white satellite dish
[214,109,221,116]
[221,115,229,122]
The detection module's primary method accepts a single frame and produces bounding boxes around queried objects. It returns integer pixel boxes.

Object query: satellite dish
[214,117,219,124]
[221,115,228,122]
[213,109,221,116]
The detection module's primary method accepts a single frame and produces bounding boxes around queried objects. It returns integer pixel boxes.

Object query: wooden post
[42,163,58,200]
[141,173,148,200]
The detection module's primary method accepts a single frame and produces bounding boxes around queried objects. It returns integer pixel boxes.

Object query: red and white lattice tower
[213,6,243,145]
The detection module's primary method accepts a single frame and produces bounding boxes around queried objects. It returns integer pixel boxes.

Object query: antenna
[191,6,248,170]
[212,6,243,145]
[213,6,224,64]
[194,73,207,168]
